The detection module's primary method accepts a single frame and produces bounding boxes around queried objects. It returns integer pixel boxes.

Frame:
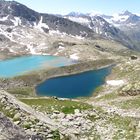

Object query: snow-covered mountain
[65,11,140,50]
[65,12,121,37]
[0,0,139,58]
[65,12,135,50]
[102,10,140,26]
[0,1,97,57]
[102,11,140,51]
[0,1,95,36]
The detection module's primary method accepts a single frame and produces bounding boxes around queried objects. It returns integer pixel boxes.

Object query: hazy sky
[11,0,140,15]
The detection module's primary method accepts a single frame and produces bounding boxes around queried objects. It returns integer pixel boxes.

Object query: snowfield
[106,80,125,86]
[70,53,79,60]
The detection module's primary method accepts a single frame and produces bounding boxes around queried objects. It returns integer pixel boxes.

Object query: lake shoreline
[36,66,112,98]
[0,55,75,78]
[0,59,115,99]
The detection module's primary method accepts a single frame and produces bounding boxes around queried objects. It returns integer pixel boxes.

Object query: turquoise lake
[36,67,112,98]
[0,55,74,78]
[0,55,112,98]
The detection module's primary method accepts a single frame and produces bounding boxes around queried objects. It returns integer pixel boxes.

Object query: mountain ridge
[0,0,139,58]
[65,10,140,50]
[0,1,140,140]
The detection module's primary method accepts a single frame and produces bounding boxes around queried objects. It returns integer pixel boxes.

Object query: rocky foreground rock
[0,90,62,140]
[0,90,121,140]
[0,112,42,140]
[0,58,140,140]
[120,82,140,96]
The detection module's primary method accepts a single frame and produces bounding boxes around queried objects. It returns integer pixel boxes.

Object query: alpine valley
[0,1,140,140]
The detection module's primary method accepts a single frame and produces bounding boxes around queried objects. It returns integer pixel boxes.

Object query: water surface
[0,55,73,78]
[36,67,112,98]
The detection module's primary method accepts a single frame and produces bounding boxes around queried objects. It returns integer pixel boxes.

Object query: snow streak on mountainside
[0,0,97,57]
[65,11,140,51]
[65,12,136,50]
[0,0,139,57]
[102,11,140,51]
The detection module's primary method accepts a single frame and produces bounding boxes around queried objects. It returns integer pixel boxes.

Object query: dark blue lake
[36,67,112,98]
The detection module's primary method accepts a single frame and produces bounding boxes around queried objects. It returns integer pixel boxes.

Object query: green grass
[86,104,137,139]
[7,87,35,97]
[92,86,105,97]
[109,115,137,140]
[94,86,104,93]
[112,96,140,109]
[51,130,61,140]
[111,60,140,82]
[87,106,105,122]
[96,92,118,101]
[20,98,93,114]
[0,104,16,119]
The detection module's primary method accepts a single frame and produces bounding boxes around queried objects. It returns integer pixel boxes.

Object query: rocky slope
[65,12,136,50]
[0,0,97,58]
[0,112,32,140]
[65,11,140,51]
[0,1,140,140]
[102,11,140,51]
[0,1,94,36]
[0,57,140,139]
[0,0,137,60]
[0,90,65,139]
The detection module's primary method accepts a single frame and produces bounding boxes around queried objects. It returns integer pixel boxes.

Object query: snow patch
[11,17,22,26]
[0,27,16,42]
[49,30,68,38]
[95,27,99,34]
[88,10,102,17]
[75,35,84,40]
[9,48,16,53]
[27,44,49,55]
[57,46,65,52]
[113,13,129,22]
[35,16,49,32]
[49,30,61,35]
[58,46,65,50]
[27,44,36,54]
[106,80,124,86]
[105,13,129,25]
[70,53,79,60]
[67,17,90,25]
[54,52,58,56]
[0,16,9,21]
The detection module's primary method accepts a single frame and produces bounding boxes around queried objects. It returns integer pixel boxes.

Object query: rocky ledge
[120,82,140,96]
[0,112,42,140]
[0,90,62,140]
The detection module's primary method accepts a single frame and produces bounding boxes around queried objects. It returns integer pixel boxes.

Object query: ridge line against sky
[9,0,140,15]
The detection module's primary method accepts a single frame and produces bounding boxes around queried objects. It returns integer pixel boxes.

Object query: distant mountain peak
[87,11,102,17]
[0,0,40,22]
[67,12,85,17]
[120,10,132,16]
[125,14,140,23]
